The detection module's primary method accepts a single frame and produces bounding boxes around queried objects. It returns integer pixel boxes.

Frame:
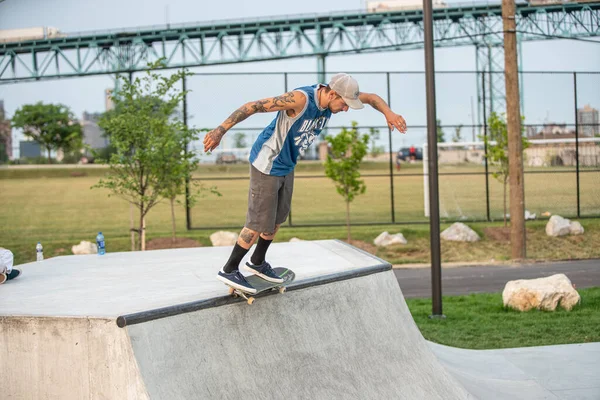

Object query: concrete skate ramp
[1,240,471,399]
[5,240,596,399]
[430,341,600,400]
[125,269,473,400]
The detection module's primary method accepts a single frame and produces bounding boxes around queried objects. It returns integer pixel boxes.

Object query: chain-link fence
[182,70,599,229]
[2,70,597,227]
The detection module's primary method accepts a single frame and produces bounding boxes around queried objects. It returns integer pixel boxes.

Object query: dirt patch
[70,171,87,177]
[484,227,512,242]
[146,237,203,250]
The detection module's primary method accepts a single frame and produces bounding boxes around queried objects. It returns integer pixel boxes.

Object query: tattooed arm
[358,92,407,133]
[203,91,307,152]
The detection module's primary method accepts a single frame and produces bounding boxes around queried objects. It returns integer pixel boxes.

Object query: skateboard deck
[226,267,295,304]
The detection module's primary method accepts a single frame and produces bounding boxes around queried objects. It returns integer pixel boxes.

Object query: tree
[479,112,529,227]
[436,119,445,143]
[324,122,370,242]
[93,60,201,251]
[233,132,247,148]
[368,127,385,158]
[452,124,463,143]
[11,102,83,163]
[158,132,220,243]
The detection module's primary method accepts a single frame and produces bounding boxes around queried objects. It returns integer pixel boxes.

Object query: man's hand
[385,112,407,133]
[203,126,226,152]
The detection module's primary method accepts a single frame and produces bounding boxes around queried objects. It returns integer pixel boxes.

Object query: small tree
[159,134,220,243]
[93,60,200,250]
[368,127,384,158]
[12,102,83,163]
[324,122,370,242]
[233,132,247,148]
[436,119,445,143]
[452,124,463,143]
[480,112,529,227]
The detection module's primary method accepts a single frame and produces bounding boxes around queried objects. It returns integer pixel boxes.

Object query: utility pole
[502,0,526,259]
[423,0,444,318]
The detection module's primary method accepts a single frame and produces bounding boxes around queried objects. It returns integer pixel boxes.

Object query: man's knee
[261,224,280,239]
[237,226,260,248]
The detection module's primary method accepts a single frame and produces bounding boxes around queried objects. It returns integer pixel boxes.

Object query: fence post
[573,72,581,218]
[183,74,192,230]
[387,72,396,223]
[482,71,491,221]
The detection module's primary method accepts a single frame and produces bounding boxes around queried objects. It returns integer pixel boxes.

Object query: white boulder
[374,232,407,247]
[503,274,580,312]
[545,215,571,237]
[209,231,238,246]
[71,241,98,255]
[440,222,480,242]
[569,221,584,235]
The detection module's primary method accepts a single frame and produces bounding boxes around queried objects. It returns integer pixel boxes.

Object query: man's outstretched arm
[358,92,407,133]
[203,91,306,152]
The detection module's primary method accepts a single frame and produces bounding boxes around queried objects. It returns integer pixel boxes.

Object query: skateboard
[226,267,295,305]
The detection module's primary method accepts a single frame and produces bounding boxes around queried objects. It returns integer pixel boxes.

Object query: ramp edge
[116,262,391,328]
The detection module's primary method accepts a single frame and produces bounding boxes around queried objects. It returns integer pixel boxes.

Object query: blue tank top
[249,84,332,176]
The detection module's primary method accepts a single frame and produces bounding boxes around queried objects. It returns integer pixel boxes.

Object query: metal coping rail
[116,262,392,328]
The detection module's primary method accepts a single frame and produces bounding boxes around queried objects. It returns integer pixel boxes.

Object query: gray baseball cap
[328,73,364,110]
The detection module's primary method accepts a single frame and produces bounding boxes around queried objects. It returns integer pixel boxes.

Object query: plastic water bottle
[36,242,44,261]
[96,232,106,255]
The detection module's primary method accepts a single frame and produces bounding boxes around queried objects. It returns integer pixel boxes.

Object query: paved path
[394,259,600,298]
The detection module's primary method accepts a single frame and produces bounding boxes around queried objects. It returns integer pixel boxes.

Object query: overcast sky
[1,0,599,154]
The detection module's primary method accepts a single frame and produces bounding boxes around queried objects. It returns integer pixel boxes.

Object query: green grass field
[1,162,599,266]
[406,287,600,349]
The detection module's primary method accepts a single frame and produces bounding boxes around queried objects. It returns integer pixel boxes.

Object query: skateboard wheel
[279,287,286,294]
[248,297,255,305]
[228,287,235,295]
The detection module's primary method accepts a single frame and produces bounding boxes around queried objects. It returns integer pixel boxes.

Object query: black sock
[222,243,250,273]
[251,236,273,265]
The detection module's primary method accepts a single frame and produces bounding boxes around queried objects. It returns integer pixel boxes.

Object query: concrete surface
[1,240,598,399]
[0,240,378,317]
[0,316,149,400]
[430,342,600,400]
[129,271,472,400]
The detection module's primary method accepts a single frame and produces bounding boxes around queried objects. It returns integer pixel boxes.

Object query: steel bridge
[1,0,599,116]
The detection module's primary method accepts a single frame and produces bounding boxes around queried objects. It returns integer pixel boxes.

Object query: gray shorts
[245,165,294,233]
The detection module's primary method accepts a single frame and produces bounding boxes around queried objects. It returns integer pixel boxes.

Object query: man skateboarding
[203,73,407,294]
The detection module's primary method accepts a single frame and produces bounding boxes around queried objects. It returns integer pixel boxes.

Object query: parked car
[396,146,423,162]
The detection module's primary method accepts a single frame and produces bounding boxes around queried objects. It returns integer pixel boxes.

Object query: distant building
[81,111,108,150]
[0,100,13,160]
[527,123,576,140]
[525,126,538,138]
[577,104,599,137]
